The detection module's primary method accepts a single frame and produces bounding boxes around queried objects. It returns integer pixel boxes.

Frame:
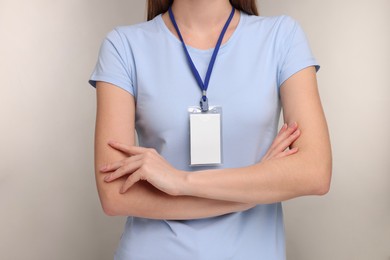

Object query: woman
[89,0,332,259]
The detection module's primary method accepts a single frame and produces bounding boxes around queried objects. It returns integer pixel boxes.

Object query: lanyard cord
[168,6,235,111]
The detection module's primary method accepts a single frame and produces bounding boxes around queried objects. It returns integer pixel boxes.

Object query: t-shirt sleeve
[88,28,135,96]
[277,16,320,88]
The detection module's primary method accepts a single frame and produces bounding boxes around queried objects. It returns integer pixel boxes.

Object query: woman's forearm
[181,148,331,204]
[99,177,254,219]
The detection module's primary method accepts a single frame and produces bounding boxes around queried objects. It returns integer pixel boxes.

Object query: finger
[273,129,301,153]
[100,146,158,172]
[100,152,142,173]
[262,125,288,160]
[274,147,299,159]
[100,160,124,173]
[108,142,154,156]
[270,123,288,148]
[276,122,298,143]
[267,129,300,160]
[266,126,299,159]
[278,123,288,134]
[268,124,288,150]
[104,156,142,182]
[107,141,136,155]
[267,123,298,152]
[104,155,143,182]
[120,170,143,193]
[262,145,299,162]
[286,147,299,155]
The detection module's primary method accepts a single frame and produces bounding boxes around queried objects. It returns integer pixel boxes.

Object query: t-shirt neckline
[156,10,246,54]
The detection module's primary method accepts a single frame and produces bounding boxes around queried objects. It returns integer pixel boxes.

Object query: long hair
[147,0,259,21]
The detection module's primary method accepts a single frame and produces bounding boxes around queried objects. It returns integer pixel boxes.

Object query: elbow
[314,179,331,196]
[99,191,122,216]
[303,150,332,196]
[101,201,119,216]
[310,166,332,196]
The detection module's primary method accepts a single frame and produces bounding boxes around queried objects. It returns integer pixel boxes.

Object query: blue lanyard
[168,6,235,112]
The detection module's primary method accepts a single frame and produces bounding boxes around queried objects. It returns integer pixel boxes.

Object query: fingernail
[282,123,288,130]
[100,165,107,171]
[289,122,297,128]
[104,175,110,182]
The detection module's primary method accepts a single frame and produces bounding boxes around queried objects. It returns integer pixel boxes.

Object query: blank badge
[189,106,222,166]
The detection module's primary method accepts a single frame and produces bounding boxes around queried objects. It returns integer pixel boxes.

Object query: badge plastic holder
[188,106,223,167]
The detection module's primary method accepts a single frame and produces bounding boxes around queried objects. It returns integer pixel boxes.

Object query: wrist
[177,170,194,196]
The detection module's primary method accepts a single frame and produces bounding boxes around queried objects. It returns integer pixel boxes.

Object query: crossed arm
[93,66,332,219]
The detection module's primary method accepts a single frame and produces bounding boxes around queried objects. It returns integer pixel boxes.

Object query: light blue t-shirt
[89,11,319,260]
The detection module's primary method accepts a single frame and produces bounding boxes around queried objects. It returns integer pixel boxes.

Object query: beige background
[0,0,389,259]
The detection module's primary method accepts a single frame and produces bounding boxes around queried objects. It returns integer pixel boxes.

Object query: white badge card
[189,106,222,166]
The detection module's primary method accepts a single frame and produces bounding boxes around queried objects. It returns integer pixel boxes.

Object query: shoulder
[104,15,163,46]
[242,13,300,35]
[238,13,306,53]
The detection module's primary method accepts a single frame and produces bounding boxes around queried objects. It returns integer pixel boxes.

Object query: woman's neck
[170,0,233,31]
[161,0,240,50]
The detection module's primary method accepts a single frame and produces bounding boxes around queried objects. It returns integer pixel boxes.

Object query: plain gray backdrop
[0,0,389,259]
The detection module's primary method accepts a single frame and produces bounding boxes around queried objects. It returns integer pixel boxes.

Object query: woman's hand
[261,122,300,162]
[100,143,186,195]
[100,122,300,195]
